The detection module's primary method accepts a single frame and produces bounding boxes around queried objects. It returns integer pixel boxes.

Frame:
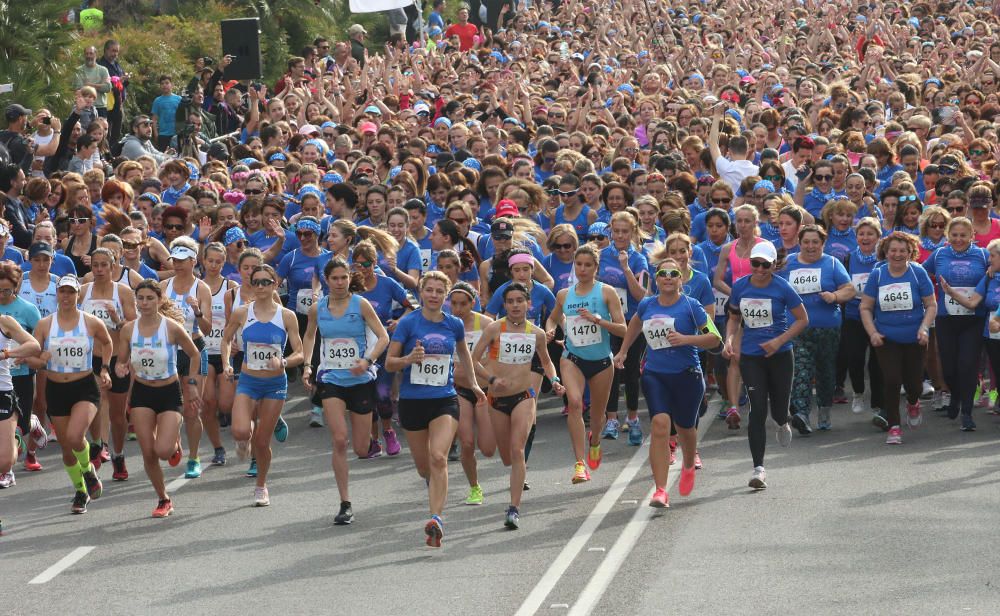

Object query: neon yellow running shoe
[465,484,484,505]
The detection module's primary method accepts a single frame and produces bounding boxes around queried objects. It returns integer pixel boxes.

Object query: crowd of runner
[2,0,1000,545]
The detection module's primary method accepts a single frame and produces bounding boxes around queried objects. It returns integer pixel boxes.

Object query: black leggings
[13,373,34,437]
[843,318,883,409]
[874,340,925,427]
[607,335,645,415]
[739,350,793,468]
[936,315,985,417]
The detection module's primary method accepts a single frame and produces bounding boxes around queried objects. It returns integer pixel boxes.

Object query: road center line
[29,546,95,584]
[568,417,716,616]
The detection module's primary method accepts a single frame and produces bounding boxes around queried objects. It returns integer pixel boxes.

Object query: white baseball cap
[57,275,81,291]
[170,245,198,261]
[749,242,778,263]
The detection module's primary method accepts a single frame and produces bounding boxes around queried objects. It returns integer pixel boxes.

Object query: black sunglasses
[749,259,772,269]
[588,235,607,242]
[164,223,185,231]
[552,242,574,250]
[251,278,275,287]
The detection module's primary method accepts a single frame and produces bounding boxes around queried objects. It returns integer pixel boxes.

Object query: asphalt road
[2,385,999,616]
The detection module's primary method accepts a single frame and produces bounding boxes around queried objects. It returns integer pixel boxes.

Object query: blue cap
[388,166,402,180]
[224,226,247,246]
[267,152,287,163]
[137,192,160,204]
[617,84,634,96]
[753,179,776,193]
[490,51,507,63]
[185,161,199,181]
[725,108,742,124]
[363,105,382,115]
[462,158,482,171]
[320,121,336,129]
[588,222,611,238]
[239,157,259,166]
[298,185,324,200]
[434,117,452,128]
[321,172,343,184]
[908,17,920,28]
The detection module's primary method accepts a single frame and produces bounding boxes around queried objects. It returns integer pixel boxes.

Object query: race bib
[566,315,601,347]
[420,249,432,271]
[465,329,483,353]
[878,283,912,312]
[204,316,225,354]
[643,316,675,350]
[614,286,628,307]
[82,299,115,330]
[277,278,288,297]
[713,290,729,318]
[851,273,870,297]
[498,332,535,365]
[132,346,170,380]
[789,268,821,295]
[740,298,773,329]
[246,342,282,371]
[945,286,975,316]
[49,336,88,371]
[296,288,316,315]
[321,337,360,370]
[411,353,450,386]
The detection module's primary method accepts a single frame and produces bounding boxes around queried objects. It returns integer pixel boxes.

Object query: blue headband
[224,226,247,246]
[268,152,288,163]
[138,192,160,205]
[296,218,321,235]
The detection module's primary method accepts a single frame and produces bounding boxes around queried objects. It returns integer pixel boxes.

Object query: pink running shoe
[886,426,902,445]
[906,403,922,427]
[384,430,401,456]
[649,487,669,508]
[678,465,696,496]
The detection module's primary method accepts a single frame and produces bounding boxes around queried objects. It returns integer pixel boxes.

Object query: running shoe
[152,498,173,518]
[668,440,677,466]
[523,480,530,491]
[975,384,989,408]
[29,414,47,449]
[308,407,324,427]
[627,419,643,446]
[184,458,202,479]
[168,446,182,467]
[89,441,102,470]
[561,406,570,416]
[71,490,90,514]
[872,410,889,431]
[218,412,231,428]
[273,416,289,443]
[366,438,382,459]
[886,425,902,445]
[504,506,520,530]
[465,484,484,506]
[817,407,832,431]
[425,515,443,548]
[571,461,590,484]
[921,380,935,400]
[649,487,669,508]
[930,391,943,411]
[211,447,226,466]
[586,431,602,470]
[716,400,731,420]
[127,424,136,441]
[832,386,848,404]
[246,458,257,477]
[725,407,741,430]
[100,444,111,463]
[961,415,977,432]
[83,468,103,499]
[236,440,250,462]
[906,403,922,428]
[384,429,401,456]
[334,501,353,525]
[790,412,812,436]
[47,424,57,443]
[749,466,767,490]
[601,418,620,440]
[776,422,792,447]
[946,403,960,420]
[0,471,14,488]
[112,455,128,481]
[678,465,696,496]
[938,392,952,412]
[23,452,41,472]
[14,431,23,462]
[851,394,867,415]
[694,451,703,470]
[447,440,459,461]
[254,486,270,507]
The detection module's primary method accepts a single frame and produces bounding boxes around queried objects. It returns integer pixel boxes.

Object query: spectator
[349,24,367,67]
[0,105,34,174]
[445,5,479,51]
[96,39,128,143]
[71,46,111,119]
[120,115,168,164]
[150,75,182,151]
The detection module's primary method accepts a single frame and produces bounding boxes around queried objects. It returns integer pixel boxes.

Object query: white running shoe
[254,486,270,507]
[776,422,792,447]
[749,466,767,490]
[29,415,47,449]
[0,470,14,488]
[851,394,867,414]
[921,380,935,400]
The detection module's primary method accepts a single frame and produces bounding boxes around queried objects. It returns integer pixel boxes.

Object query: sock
[524,423,537,462]
[65,463,85,492]
[73,445,91,474]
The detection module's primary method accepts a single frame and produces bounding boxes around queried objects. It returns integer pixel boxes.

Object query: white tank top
[0,324,12,390]
[165,278,200,336]
[203,279,229,355]
[46,312,93,374]
[81,282,122,332]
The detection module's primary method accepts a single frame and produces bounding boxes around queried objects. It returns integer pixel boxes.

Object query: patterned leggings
[790,327,840,418]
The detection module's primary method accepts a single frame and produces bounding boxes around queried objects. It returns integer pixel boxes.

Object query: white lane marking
[29,546,95,584]
[514,437,651,616]
[166,476,191,492]
[568,418,715,616]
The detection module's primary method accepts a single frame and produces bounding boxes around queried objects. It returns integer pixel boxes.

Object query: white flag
[349,0,413,12]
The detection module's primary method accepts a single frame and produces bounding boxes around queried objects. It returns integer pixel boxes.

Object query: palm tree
[0,0,79,114]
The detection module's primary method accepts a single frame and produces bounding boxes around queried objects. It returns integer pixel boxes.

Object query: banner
[349,0,413,12]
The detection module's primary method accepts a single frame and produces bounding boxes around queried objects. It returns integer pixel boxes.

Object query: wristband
[551,376,561,384]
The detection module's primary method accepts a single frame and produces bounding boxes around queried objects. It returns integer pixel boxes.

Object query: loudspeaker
[220,18,262,81]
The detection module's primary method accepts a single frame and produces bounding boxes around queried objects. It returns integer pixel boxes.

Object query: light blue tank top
[563,281,612,361]
[45,312,93,374]
[130,316,178,380]
[20,274,58,318]
[317,294,375,386]
[240,301,287,371]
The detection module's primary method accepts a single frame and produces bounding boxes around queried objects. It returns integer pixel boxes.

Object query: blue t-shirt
[0,297,40,376]
[728,274,803,356]
[380,238,422,281]
[862,263,934,343]
[485,281,556,326]
[598,244,649,320]
[922,245,989,317]
[543,254,576,294]
[391,310,465,399]
[150,93,183,136]
[974,274,1000,337]
[22,252,75,277]
[777,253,850,328]
[276,248,330,311]
[844,248,879,321]
[680,269,715,310]
[636,294,713,374]
[803,188,846,219]
[824,227,858,262]
[361,275,410,323]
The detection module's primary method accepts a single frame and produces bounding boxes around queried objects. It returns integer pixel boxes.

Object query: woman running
[473,282,564,529]
[843,217,885,421]
[448,281,495,506]
[725,242,807,489]
[859,232,937,444]
[200,242,237,466]
[221,264,304,506]
[301,258,389,525]
[545,244,627,484]
[161,238,212,478]
[385,271,485,548]
[28,275,113,513]
[614,258,721,507]
[114,281,201,517]
[79,247,136,479]
[18,243,57,472]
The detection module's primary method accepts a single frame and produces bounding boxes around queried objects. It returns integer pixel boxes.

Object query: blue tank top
[563,281,612,360]
[240,301,287,371]
[46,312,93,374]
[20,274,58,318]
[130,316,178,381]
[555,204,593,240]
[316,294,375,387]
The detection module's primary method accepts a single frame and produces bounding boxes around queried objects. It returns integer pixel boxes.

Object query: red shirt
[445,22,478,51]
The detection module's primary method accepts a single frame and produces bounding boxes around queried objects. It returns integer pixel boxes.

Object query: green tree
[0,0,80,115]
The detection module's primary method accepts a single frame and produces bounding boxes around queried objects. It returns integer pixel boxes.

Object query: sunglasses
[711,197,732,204]
[928,222,947,229]
[814,174,834,181]
[448,217,469,224]
[899,195,918,202]
[545,188,560,195]
[558,189,578,197]
[939,165,957,175]
[970,149,987,156]
[246,189,265,196]
[763,175,783,183]
[251,278,276,287]
[552,242,574,250]
[655,268,682,279]
[323,132,336,137]
[749,259,773,269]
[122,241,141,250]
[357,167,375,175]
[69,217,90,224]
[946,206,966,213]
[588,235,608,242]
[164,223,185,231]
[356,260,374,268]
[296,230,316,238]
